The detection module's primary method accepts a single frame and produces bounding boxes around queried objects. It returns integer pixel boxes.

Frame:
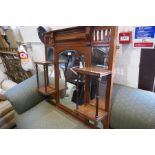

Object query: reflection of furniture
[43,26,118,128]
[0,95,16,129]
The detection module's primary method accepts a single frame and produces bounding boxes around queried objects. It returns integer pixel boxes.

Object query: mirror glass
[58,50,85,110]
[92,47,110,106]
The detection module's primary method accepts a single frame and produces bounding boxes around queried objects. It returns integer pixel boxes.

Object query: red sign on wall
[134,42,154,48]
[119,32,132,44]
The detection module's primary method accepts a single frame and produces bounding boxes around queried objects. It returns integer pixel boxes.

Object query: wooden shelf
[90,98,105,110]
[74,66,109,122]
[38,86,56,96]
[38,84,66,96]
[74,66,112,77]
[34,61,54,65]
[34,60,66,65]
[76,104,107,122]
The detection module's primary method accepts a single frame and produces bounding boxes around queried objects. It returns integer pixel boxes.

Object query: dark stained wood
[35,64,39,88]
[95,77,100,118]
[42,26,118,128]
[75,68,110,122]
[105,27,118,126]
[34,60,66,65]
[74,66,112,77]
[38,84,65,96]
[38,86,56,96]
[76,74,80,110]
[138,49,155,92]
[34,60,65,96]
[76,104,107,122]
[90,98,105,110]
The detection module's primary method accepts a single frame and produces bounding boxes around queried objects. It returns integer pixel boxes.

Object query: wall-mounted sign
[119,32,132,44]
[133,26,155,49]
[18,45,33,71]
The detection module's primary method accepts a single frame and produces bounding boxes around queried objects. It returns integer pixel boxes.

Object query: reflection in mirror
[92,47,109,68]
[58,50,85,110]
[47,47,54,61]
[46,47,55,79]
[92,47,110,105]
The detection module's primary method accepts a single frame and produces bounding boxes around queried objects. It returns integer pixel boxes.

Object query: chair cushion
[110,84,155,129]
[5,73,45,114]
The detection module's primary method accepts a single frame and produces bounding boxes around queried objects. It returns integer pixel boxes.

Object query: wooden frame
[39,26,118,128]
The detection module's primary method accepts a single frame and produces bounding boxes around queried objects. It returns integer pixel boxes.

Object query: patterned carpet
[15,100,89,129]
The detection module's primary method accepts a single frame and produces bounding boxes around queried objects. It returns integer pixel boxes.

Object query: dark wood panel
[138,49,155,92]
[42,26,118,128]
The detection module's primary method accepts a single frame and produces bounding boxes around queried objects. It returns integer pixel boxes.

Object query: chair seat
[15,100,89,129]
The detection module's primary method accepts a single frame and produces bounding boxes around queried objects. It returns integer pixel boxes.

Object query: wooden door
[138,49,155,92]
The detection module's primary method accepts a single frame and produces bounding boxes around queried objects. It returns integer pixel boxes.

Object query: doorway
[138,48,155,92]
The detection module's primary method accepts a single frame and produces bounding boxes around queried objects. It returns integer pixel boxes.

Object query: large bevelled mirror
[58,50,85,110]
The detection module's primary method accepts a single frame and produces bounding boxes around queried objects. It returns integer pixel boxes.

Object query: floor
[15,100,89,129]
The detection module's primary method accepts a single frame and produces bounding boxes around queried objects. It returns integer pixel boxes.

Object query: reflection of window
[47,47,54,61]
[92,47,109,66]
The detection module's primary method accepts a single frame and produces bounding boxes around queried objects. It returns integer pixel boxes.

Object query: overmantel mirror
[40,26,118,128]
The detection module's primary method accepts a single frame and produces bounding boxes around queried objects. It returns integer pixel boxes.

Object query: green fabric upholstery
[110,84,155,129]
[15,100,88,129]
[5,73,45,114]
[5,73,155,129]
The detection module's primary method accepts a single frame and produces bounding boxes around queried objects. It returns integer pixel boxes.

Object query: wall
[0,26,141,88]
[19,27,46,71]
[18,26,70,69]
[19,26,70,62]
[114,27,141,88]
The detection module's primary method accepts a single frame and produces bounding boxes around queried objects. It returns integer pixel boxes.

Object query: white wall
[114,27,141,88]
[19,26,41,43]
[19,26,142,88]
[19,26,70,62]
[0,26,141,88]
